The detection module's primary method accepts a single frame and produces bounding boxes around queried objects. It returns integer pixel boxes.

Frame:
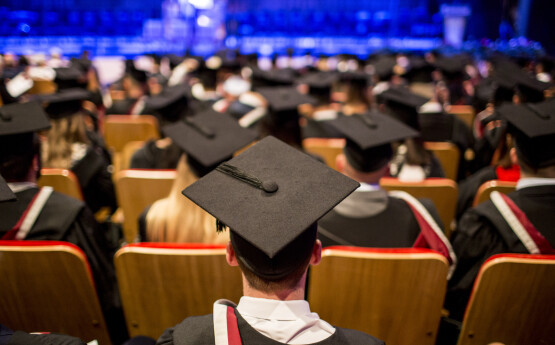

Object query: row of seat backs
[1,241,553,345]
[36,165,517,243]
[302,138,461,181]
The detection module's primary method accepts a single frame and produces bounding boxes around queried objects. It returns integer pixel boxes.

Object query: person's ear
[310,239,322,266]
[336,153,346,173]
[226,241,239,266]
[510,147,519,166]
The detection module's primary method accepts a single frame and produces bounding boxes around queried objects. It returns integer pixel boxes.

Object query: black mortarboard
[0,173,16,202]
[372,56,397,80]
[256,86,316,113]
[434,56,467,76]
[54,67,85,90]
[378,87,429,130]
[34,88,92,119]
[143,85,189,124]
[183,136,359,279]
[328,110,418,172]
[251,68,296,88]
[498,100,555,168]
[296,71,338,91]
[514,72,549,103]
[162,109,257,177]
[0,102,51,136]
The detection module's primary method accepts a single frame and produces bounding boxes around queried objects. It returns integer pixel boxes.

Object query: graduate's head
[0,102,50,182]
[499,101,555,177]
[326,110,417,182]
[182,136,359,293]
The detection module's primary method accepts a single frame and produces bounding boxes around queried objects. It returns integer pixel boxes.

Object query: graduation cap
[513,71,549,103]
[498,100,555,168]
[251,67,297,88]
[54,67,85,90]
[34,88,92,119]
[143,85,190,124]
[371,56,397,80]
[162,108,257,177]
[0,173,16,202]
[0,102,51,136]
[183,136,359,280]
[297,71,338,91]
[256,86,316,114]
[328,110,418,172]
[378,87,430,130]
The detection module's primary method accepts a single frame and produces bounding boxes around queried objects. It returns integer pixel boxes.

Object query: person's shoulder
[157,315,214,345]
[46,190,86,210]
[334,327,385,345]
[7,330,85,345]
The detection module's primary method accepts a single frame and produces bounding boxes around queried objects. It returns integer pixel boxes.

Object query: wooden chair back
[119,141,146,171]
[37,168,84,201]
[302,138,346,171]
[309,247,449,345]
[447,105,475,129]
[114,243,243,339]
[114,169,176,243]
[28,79,57,95]
[424,141,460,180]
[472,180,517,207]
[0,240,112,345]
[458,254,555,345]
[380,177,458,236]
[103,115,159,154]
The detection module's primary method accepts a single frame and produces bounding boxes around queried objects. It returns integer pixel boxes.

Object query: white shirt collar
[237,296,312,321]
[516,177,555,190]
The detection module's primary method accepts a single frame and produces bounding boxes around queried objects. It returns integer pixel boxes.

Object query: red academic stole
[1,187,53,240]
[389,191,457,277]
[213,299,242,345]
[490,191,555,254]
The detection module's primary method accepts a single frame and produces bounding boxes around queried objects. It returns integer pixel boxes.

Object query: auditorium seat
[120,140,146,171]
[308,247,449,345]
[447,105,475,130]
[37,168,84,201]
[472,180,517,207]
[457,254,555,345]
[380,177,458,236]
[114,243,243,339]
[114,169,176,243]
[27,79,57,95]
[103,114,159,154]
[424,141,460,180]
[302,138,346,171]
[0,240,112,345]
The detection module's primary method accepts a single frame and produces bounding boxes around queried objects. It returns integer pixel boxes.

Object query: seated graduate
[38,89,117,214]
[378,87,446,180]
[446,100,555,322]
[317,111,455,271]
[138,109,257,243]
[0,102,126,343]
[157,136,384,345]
[106,61,149,115]
[337,70,372,116]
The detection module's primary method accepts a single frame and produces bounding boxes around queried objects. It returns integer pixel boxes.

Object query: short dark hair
[0,132,40,181]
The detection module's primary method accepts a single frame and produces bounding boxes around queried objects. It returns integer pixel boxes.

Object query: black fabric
[106,98,137,115]
[319,194,443,248]
[0,174,15,202]
[156,309,383,345]
[0,102,51,136]
[455,166,498,220]
[446,185,555,321]
[226,101,255,120]
[0,188,127,344]
[71,147,117,214]
[7,331,85,345]
[129,140,183,170]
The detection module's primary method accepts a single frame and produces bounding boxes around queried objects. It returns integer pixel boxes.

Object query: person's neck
[242,277,306,301]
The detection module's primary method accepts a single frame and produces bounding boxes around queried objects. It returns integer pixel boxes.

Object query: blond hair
[41,113,90,169]
[145,155,228,244]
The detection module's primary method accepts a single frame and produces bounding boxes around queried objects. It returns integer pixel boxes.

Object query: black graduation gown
[71,147,117,214]
[0,324,85,345]
[0,188,126,343]
[156,310,383,345]
[129,140,183,170]
[445,185,555,321]
[455,165,498,220]
[318,191,444,248]
[106,98,137,115]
